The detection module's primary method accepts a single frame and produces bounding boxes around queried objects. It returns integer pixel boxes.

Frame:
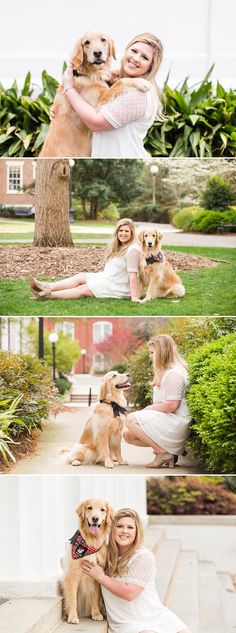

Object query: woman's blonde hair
[149,334,187,386]
[106,508,144,577]
[119,32,164,119]
[105,218,136,261]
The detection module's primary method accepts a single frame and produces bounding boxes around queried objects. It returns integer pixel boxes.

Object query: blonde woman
[30,218,141,301]
[124,335,190,468]
[82,508,191,633]
[61,32,164,158]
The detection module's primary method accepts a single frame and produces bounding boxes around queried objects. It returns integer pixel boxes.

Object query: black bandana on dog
[70,529,102,559]
[100,400,127,417]
[145,251,164,265]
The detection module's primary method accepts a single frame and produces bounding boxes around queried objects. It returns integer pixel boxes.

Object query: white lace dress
[86,243,141,298]
[133,365,190,455]
[92,84,157,158]
[102,547,186,633]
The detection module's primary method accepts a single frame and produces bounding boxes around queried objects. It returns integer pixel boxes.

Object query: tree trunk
[33,159,74,247]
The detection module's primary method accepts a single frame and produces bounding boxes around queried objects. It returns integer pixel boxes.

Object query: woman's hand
[81,560,105,583]
[62,66,75,92]
[50,106,55,121]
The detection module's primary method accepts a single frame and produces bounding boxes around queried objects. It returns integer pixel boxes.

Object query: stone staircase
[0,526,234,633]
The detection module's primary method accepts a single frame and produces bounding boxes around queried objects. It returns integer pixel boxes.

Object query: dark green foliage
[127,344,153,408]
[201,175,236,211]
[172,206,204,230]
[119,203,169,223]
[193,208,236,233]
[110,362,128,373]
[147,477,236,514]
[187,334,236,473]
[145,68,236,157]
[55,376,72,394]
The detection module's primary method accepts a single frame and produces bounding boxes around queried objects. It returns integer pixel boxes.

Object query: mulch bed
[0,246,219,280]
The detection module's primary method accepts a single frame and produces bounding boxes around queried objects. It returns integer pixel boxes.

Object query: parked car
[13,206,35,217]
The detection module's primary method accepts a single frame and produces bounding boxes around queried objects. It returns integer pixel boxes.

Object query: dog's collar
[145,251,164,265]
[100,400,127,417]
[73,69,112,87]
[69,529,103,559]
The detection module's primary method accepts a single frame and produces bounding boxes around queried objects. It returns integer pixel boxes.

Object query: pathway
[10,406,202,475]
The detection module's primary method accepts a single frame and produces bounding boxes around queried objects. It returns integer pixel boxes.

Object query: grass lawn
[1,247,235,317]
[0,233,111,242]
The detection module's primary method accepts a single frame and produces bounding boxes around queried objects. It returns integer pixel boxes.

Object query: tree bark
[33,159,74,247]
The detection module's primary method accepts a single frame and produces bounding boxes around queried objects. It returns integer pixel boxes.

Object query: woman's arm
[81,561,143,601]
[62,67,114,132]
[129,272,141,302]
[145,400,180,413]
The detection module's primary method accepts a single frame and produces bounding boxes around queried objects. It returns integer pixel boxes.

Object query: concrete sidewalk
[9,407,203,476]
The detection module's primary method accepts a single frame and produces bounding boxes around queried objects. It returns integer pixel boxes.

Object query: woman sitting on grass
[30,218,142,302]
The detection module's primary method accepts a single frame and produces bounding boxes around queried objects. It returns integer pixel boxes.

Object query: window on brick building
[7,163,23,193]
[93,321,112,343]
[55,321,75,338]
[93,353,106,371]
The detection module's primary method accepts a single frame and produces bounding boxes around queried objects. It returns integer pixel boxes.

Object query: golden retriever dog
[61,498,114,624]
[40,31,149,157]
[138,229,185,302]
[62,371,131,468]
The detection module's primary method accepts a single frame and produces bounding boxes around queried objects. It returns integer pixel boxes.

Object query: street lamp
[49,332,59,382]
[150,164,159,205]
[81,348,87,374]
[69,159,75,223]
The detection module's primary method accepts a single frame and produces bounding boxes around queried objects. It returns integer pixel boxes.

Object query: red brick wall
[0,159,35,206]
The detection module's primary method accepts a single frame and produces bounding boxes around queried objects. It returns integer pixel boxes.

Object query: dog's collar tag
[145,251,164,265]
[100,400,127,417]
[70,529,102,559]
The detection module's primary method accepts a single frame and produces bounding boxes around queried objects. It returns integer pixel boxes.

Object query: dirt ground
[0,246,218,280]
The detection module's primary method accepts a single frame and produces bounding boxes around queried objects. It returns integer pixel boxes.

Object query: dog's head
[99,371,131,402]
[76,498,114,539]
[139,229,163,252]
[70,31,116,69]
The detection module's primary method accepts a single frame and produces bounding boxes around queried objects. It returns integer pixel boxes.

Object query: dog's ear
[99,379,113,402]
[108,37,116,60]
[138,230,145,246]
[70,38,84,67]
[99,380,107,401]
[76,500,86,522]
[106,503,115,527]
[156,231,163,241]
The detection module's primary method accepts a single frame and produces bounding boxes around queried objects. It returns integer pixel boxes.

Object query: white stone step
[54,618,106,633]
[155,538,181,603]
[166,550,199,633]
[218,572,236,632]
[144,526,165,555]
[0,597,62,633]
[198,561,228,633]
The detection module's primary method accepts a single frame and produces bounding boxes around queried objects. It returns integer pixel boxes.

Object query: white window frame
[93,321,112,344]
[55,321,75,339]
[6,161,24,194]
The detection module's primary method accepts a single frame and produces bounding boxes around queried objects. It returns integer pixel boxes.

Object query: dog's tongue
[91,525,99,536]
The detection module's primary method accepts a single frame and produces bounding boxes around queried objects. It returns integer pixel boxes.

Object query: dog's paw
[132,78,151,92]
[71,460,81,466]
[67,614,79,624]
[118,458,129,465]
[104,458,114,468]
[92,613,104,621]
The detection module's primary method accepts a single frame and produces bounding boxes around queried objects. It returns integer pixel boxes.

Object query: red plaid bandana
[70,529,102,559]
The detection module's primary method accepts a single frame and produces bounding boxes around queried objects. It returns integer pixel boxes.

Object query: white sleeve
[162,371,186,401]
[124,550,155,588]
[125,247,140,273]
[99,89,147,128]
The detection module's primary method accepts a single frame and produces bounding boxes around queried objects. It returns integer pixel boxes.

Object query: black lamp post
[150,164,159,205]
[69,159,75,223]
[49,332,59,382]
[38,317,44,361]
[81,348,87,374]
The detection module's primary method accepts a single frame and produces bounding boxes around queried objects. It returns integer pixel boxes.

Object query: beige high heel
[30,276,51,293]
[145,452,175,469]
[31,287,51,300]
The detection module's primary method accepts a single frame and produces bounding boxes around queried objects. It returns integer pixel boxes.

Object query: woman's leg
[49,273,88,291]
[125,415,165,453]
[50,283,94,300]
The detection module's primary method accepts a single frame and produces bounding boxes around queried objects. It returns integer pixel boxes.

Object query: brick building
[0,159,35,206]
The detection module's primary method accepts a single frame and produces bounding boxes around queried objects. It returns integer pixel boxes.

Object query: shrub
[120,204,168,223]
[127,344,153,409]
[55,376,72,395]
[172,206,204,230]
[0,352,55,435]
[193,208,236,232]
[98,203,120,221]
[147,476,236,514]
[110,362,128,373]
[186,334,236,473]
[145,68,236,157]
[201,175,236,211]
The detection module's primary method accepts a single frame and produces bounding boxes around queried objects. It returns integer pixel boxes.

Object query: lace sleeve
[123,549,155,588]
[125,246,140,273]
[162,371,186,401]
[99,89,147,128]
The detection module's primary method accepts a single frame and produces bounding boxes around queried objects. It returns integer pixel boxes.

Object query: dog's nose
[92,516,99,523]
[148,241,153,247]
[94,50,102,58]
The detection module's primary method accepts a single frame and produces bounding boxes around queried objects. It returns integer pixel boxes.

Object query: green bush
[187,334,236,473]
[0,395,26,463]
[147,477,236,514]
[145,68,236,157]
[201,175,236,211]
[128,344,153,409]
[172,206,204,230]
[0,205,16,218]
[193,208,236,232]
[55,376,72,394]
[120,203,168,223]
[98,203,120,221]
[0,352,55,435]
[110,362,128,373]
